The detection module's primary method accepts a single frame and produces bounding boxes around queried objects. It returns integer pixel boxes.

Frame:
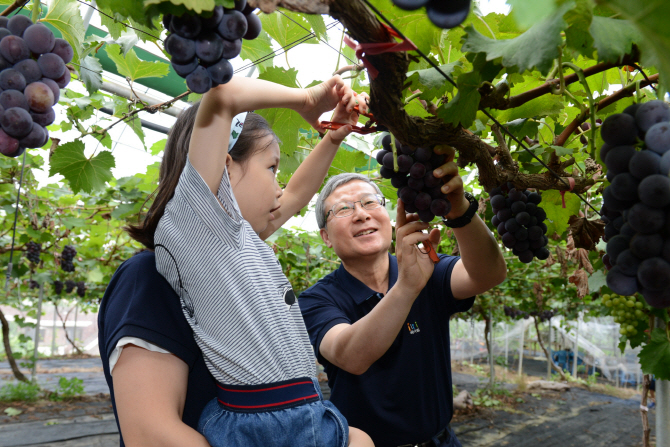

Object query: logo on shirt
[407,321,420,335]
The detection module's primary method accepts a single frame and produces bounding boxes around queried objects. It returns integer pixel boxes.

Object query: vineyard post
[488,309,494,388]
[656,317,670,447]
[504,323,508,367]
[30,282,44,381]
[73,304,78,352]
[518,321,525,376]
[572,314,580,378]
[50,302,57,356]
[547,319,553,380]
[469,317,474,364]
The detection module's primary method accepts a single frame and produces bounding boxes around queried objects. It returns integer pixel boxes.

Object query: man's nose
[351,202,371,220]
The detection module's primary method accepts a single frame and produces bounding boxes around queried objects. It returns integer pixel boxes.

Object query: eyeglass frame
[324,193,386,223]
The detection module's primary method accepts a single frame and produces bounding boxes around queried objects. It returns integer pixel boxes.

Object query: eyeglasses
[325,194,386,221]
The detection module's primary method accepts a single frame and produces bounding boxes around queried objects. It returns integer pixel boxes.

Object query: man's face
[320,181,393,261]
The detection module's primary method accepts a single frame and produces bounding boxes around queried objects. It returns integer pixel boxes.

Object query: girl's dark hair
[126,103,278,249]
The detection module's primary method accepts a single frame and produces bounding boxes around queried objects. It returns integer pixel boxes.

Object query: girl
[125,75,374,447]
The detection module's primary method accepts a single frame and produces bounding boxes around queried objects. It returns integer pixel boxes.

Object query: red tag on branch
[560,177,576,208]
[343,24,418,79]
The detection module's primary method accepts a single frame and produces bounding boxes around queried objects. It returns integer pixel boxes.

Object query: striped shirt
[154,158,316,385]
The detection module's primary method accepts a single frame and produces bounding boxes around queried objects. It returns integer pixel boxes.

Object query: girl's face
[227,135,283,234]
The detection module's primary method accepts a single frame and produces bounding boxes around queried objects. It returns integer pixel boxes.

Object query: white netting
[449,316,643,385]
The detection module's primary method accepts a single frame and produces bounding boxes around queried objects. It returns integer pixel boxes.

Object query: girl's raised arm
[188,76,346,194]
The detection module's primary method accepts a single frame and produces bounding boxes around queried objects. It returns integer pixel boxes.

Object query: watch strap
[443,192,478,228]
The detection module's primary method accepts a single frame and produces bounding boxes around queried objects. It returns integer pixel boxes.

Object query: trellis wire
[360,0,602,216]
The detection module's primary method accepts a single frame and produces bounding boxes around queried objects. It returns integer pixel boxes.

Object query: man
[299,150,507,447]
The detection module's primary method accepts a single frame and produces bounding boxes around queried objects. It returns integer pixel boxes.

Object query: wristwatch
[443,192,478,228]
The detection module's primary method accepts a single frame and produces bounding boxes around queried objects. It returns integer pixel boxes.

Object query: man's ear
[320,228,333,248]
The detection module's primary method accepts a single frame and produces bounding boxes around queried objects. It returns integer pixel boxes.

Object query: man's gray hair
[316,173,383,229]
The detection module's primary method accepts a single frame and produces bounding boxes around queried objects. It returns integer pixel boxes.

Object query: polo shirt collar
[336,252,398,305]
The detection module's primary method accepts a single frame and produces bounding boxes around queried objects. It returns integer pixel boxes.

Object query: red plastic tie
[560,177,576,208]
[343,24,418,80]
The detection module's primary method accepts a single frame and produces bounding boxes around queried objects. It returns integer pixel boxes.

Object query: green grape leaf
[105,44,169,81]
[42,0,86,63]
[587,269,607,294]
[78,56,103,95]
[506,0,557,29]
[240,31,274,69]
[541,190,581,236]
[277,151,304,184]
[96,0,147,24]
[599,0,670,92]
[150,139,167,155]
[638,328,670,381]
[261,11,317,48]
[462,2,573,75]
[404,99,431,119]
[437,55,501,128]
[258,66,299,89]
[497,94,564,122]
[256,108,304,157]
[127,115,146,148]
[99,12,127,40]
[564,0,595,57]
[328,149,368,177]
[4,407,22,417]
[437,75,481,129]
[589,16,641,63]
[405,61,461,101]
[111,30,140,57]
[49,140,116,194]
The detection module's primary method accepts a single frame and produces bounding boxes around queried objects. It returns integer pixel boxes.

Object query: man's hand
[395,199,441,294]
[431,145,470,220]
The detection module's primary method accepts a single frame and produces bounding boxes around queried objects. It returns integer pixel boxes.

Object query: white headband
[228,112,248,152]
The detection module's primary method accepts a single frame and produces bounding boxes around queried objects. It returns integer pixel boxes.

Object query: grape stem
[491,123,515,172]
[31,0,40,23]
[390,133,398,172]
[562,62,597,160]
[92,90,191,138]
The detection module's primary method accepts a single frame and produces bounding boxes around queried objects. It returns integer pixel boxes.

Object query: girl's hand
[327,91,370,144]
[298,75,351,132]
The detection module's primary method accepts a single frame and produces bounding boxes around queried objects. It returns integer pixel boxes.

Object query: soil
[0,358,659,447]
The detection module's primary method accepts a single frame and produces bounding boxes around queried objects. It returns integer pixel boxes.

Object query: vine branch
[555,73,659,147]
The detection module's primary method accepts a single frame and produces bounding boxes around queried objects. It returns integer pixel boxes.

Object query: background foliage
[0,0,668,381]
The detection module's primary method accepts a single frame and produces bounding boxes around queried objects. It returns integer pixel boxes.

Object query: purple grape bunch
[392,0,471,29]
[64,279,75,293]
[599,100,670,309]
[60,244,76,272]
[25,240,41,264]
[76,281,86,298]
[489,183,550,264]
[0,15,72,158]
[504,306,554,322]
[53,280,63,295]
[163,0,262,94]
[376,134,452,222]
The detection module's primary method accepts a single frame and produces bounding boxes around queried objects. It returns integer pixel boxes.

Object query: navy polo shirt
[98,251,217,447]
[299,253,474,447]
